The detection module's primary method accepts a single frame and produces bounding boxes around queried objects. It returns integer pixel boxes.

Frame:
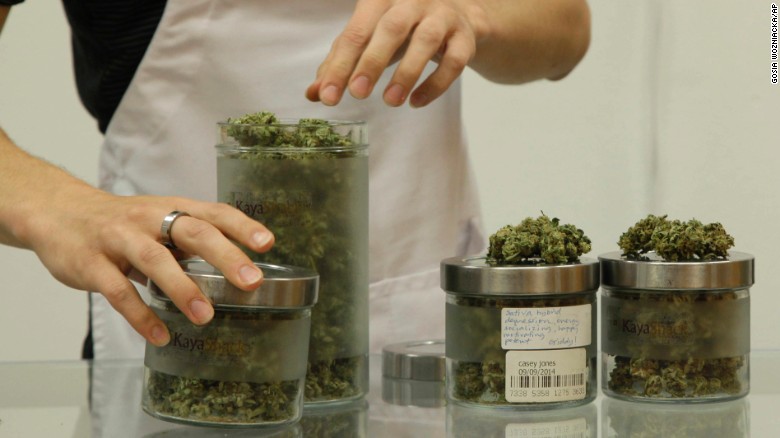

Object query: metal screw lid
[599,251,754,290]
[382,339,446,382]
[441,256,600,296]
[382,340,446,408]
[148,258,319,308]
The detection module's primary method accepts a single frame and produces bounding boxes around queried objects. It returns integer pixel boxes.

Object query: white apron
[90,0,484,359]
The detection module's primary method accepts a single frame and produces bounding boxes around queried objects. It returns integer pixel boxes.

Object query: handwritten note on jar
[501,304,591,350]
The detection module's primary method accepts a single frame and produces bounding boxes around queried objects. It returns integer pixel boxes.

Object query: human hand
[305,0,488,108]
[22,185,274,347]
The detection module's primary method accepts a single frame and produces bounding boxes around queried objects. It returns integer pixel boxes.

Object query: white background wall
[1,1,778,361]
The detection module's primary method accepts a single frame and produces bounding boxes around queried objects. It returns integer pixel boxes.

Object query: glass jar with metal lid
[600,251,754,403]
[441,256,599,409]
[142,258,319,427]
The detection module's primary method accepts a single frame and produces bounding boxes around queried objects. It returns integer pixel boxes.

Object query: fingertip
[239,264,263,287]
[150,324,170,347]
[349,75,372,99]
[320,84,342,106]
[252,231,274,252]
[306,82,321,101]
[189,298,214,325]
[383,83,407,107]
[409,90,430,108]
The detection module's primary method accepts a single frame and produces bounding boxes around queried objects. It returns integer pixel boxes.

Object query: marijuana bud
[617,214,669,256]
[618,214,734,260]
[226,111,281,146]
[487,214,591,265]
[225,112,354,149]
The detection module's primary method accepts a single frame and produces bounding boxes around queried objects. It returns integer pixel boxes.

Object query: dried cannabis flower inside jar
[225,111,354,150]
[217,112,368,404]
[443,215,598,409]
[601,216,753,403]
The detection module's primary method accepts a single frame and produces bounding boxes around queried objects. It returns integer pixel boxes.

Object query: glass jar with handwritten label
[142,259,318,427]
[600,251,753,403]
[440,256,599,409]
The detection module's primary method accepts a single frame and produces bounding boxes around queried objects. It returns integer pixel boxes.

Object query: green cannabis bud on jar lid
[486,214,591,265]
[604,214,752,290]
[618,214,735,261]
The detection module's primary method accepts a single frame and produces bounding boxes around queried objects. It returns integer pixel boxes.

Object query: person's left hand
[305,0,488,108]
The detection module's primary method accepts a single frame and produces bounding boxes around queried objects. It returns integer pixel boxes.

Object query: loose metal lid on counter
[382,340,446,407]
[148,258,319,308]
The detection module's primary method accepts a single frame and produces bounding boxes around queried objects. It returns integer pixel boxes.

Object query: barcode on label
[509,373,585,389]
[506,419,590,438]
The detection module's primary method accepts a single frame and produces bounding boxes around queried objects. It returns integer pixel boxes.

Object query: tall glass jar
[441,256,599,410]
[600,251,754,403]
[142,259,318,427]
[216,119,368,404]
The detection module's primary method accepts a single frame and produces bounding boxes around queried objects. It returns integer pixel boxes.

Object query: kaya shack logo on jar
[611,317,694,344]
[170,330,249,357]
[228,191,313,222]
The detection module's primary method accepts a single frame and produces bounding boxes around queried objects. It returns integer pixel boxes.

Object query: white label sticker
[501,305,591,350]
[505,418,589,438]
[505,349,587,403]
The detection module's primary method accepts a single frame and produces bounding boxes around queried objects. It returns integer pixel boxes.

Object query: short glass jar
[441,256,599,409]
[142,259,319,427]
[600,251,754,403]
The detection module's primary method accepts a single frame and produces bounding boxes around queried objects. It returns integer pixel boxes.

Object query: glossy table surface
[1,351,779,437]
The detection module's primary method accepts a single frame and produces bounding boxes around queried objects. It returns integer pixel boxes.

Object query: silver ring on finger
[160,210,190,250]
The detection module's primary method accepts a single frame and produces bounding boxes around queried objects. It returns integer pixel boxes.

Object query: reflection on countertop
[602,396,749,438]
[447,402,596,438]
[2,352,780,437]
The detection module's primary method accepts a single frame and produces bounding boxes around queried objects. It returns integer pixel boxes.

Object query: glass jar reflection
[300,399,367,438]
[446,402,596,437]
[602,396,749,437]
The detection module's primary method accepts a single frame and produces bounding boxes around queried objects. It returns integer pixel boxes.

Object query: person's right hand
[305,0,591,107]
[306,0,488,108]
[0,131,273,347]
